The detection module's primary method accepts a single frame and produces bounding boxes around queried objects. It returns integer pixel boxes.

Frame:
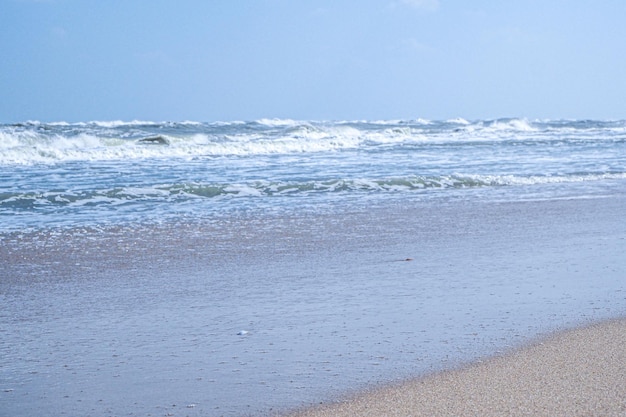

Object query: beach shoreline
[286,317,626,417]
[2,194,625,416]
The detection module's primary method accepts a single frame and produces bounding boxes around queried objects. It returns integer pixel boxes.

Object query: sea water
[1,118,625,231]
[1,119,626,416]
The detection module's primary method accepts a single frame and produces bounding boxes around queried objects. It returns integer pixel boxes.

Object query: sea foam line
[2,173,625,209]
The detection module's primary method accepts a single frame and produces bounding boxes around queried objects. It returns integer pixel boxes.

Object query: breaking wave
[3,173,625,212]
[2,118,625,165]
[2,118,625,231]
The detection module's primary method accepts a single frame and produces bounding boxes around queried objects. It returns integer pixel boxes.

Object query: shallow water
[2,193,625,416]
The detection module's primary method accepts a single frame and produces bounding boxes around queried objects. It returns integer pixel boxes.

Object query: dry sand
[288,318,626,417]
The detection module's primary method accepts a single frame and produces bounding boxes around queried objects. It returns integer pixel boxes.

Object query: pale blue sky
[2,0,625,122]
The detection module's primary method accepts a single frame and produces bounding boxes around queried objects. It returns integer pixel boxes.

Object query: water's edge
[2,195,625,416]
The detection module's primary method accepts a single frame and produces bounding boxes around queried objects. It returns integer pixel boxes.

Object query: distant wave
[2,118,625,165]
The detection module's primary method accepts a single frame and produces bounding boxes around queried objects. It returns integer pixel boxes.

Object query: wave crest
[4,173,624,211]
[2,119,624,164]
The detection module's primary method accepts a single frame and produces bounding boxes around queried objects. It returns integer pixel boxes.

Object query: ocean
[1,118,626,416]
[2,118,625,231]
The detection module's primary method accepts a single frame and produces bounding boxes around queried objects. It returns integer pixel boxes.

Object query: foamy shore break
[289,318,626,417]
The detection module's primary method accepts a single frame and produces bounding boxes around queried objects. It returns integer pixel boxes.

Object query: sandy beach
[289,318,626,417]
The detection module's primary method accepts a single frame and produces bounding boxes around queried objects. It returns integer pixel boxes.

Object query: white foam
[466,172,626,187]
[255,118,302,127]
[2,119,623,165]
[487,118,536,131]
[446,117,470,125]
[222,184,263,197]
[86,120,160,128]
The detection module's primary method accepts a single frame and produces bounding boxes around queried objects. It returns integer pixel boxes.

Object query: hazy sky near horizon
[2,0,625,122]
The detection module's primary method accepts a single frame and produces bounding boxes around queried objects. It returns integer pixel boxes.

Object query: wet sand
[2,195,625,416]
[289,318,626,417]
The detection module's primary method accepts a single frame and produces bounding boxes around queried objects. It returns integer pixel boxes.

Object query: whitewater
[1,118,625,231]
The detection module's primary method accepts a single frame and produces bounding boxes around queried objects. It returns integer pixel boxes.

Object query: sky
[1,0,625,122]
